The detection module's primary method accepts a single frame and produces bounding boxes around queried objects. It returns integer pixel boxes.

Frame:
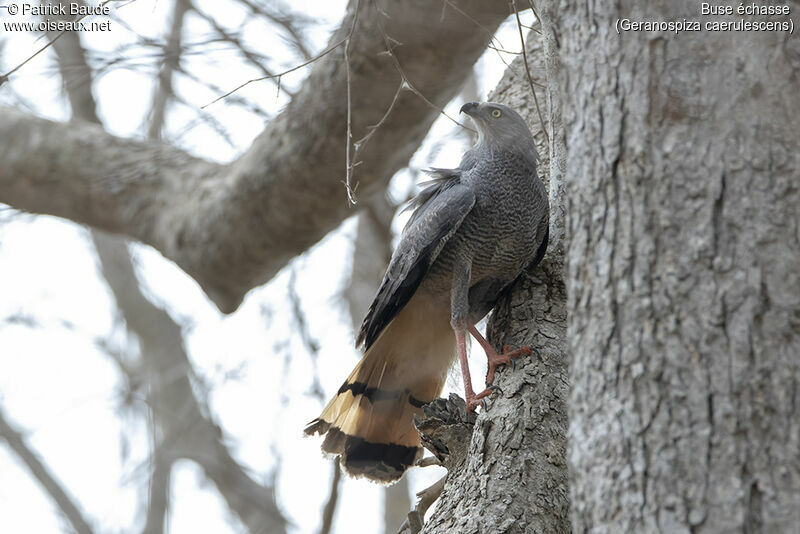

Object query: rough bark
[0,0,516,313]
[423,31,571,534]
[556,1,800,531]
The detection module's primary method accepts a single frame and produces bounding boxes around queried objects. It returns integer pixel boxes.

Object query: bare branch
[148,0,190,139]
[509,0,549,145]
[342,189,412,534]
[202,35,346,108]
[48,10,182,532]
[92,231,287,533]
[191,5,293,97]
[1,0,515,313]
[287,268,321,358]
[0,405,95,534]
[343,0,362,204]
[396,476,445,534]
[45,1,100,122]
[384,478,412,534]
[286,278,326,401]
[141,448,172,534]
[318,458,342,534]
[236,0,315,61]
[0,0,115,85]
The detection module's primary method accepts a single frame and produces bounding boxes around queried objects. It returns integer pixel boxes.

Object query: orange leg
[456,329,494,413]
[467,323,533,387]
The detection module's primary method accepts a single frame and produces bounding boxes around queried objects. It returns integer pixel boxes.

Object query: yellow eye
[491,109,502,118]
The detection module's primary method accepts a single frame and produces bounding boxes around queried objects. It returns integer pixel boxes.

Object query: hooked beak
[460,101,479,116]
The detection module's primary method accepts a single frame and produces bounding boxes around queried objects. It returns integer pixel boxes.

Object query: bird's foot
[485,345,534,386]
[465,385,501,413]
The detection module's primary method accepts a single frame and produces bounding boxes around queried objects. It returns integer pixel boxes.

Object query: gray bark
[554,0,800,531]
[423,31,571,534]
[0,0,517,313]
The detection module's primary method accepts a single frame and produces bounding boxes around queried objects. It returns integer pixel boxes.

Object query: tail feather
[304,293,454,483]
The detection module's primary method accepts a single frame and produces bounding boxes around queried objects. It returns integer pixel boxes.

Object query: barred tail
[304,294,454,483]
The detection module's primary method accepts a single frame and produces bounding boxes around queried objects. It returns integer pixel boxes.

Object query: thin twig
[170,94,237,148]
[510,0,549,145]
[203,34,349,108]
[374,9,473,133]
[527,0,542,23]
[237,0,315,61]
[287,268,325,401]
[192,5,293,97]
[343,0,362,205]
[142,446,172,534]
[441,0,517,69]
[344,37,355,204]
[176,65,270,118]
[0,0,116,85]
[350,81,403,174]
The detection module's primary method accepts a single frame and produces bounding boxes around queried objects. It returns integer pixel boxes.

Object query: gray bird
[305,102,549,482]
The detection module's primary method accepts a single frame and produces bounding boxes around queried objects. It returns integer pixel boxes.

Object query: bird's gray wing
[357,181,476,349]
[401,167,462,230]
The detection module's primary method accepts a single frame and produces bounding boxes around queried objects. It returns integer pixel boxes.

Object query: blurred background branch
[0,1,538,532]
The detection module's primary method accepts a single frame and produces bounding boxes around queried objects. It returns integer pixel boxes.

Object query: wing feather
[357,179,475,349]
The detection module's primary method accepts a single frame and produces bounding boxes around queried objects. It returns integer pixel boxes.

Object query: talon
[465,384,502,414]
[484,345,535,386]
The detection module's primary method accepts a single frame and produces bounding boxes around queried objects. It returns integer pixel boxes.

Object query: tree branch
[92,231,287,534]
[0,0,517,313]
[46,0,101,123]
[0,405,95,534]
[318,458,341,534]
[147,0,190,140]
[40,3,286,532]
[141,447,173,534]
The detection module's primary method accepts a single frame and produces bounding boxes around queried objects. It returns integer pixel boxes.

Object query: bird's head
[460,101,539,164]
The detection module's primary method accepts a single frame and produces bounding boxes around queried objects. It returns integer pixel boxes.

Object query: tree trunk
[554,0,800,531]
[423,2,799,532]
[423,31,571,534]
